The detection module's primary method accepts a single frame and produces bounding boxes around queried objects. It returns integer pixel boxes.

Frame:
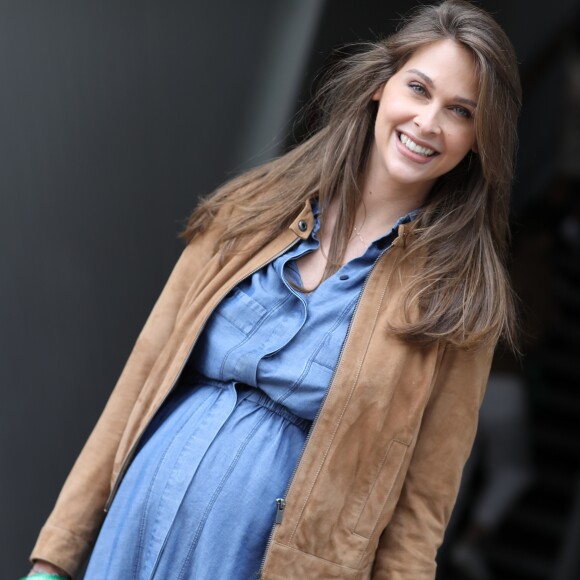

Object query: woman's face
[368,39,479,201]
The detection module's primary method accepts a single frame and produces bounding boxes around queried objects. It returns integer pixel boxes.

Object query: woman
[26,1,521,578]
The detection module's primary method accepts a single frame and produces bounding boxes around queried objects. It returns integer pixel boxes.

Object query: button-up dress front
[85,207,414,579]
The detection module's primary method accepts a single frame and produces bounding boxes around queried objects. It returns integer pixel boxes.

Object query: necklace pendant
[353,225,367,247]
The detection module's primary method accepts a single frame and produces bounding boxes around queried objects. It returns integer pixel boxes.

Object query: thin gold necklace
[319,221,367,261]
[353,197,368,247]
[352,224,367,247]
[318,198,368,261]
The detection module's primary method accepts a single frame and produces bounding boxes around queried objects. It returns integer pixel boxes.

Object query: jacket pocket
[352,439,409,539]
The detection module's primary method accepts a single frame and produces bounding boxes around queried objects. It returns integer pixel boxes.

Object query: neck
[352,177,424,242]
[357,146,431,231]
[323,191,416,253]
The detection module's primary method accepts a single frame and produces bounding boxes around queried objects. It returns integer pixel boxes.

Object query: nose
[413,106,442,135]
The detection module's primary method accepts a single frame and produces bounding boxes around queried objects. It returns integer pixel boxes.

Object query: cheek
[447,129,476,158]
[376,93,408,127]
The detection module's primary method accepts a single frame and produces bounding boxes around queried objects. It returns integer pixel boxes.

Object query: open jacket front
[32,201,493,579]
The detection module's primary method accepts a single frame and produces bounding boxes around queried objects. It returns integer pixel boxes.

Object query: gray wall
[0,1,322,576]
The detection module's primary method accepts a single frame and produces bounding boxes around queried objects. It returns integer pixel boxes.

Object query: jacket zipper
[274,498,286,524]
[104,237,301,512]
[257,244,403,578]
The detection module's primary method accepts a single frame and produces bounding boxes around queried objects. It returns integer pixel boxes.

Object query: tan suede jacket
[31,201,493,579]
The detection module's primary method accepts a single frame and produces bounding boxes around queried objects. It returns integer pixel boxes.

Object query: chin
[390,169,434,187]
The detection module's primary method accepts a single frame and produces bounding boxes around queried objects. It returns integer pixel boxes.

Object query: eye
[408,82,428,96]
[451,105,472,119]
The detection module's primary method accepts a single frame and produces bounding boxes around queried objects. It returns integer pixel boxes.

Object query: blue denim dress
[85,207,415,580]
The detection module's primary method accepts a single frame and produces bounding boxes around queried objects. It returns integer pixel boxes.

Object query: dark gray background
[2,1,579,578]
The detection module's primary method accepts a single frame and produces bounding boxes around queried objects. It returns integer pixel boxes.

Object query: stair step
[536,469,577,494]
[533,425,580,458]
[510,504,567,536]
[487,543,553,579]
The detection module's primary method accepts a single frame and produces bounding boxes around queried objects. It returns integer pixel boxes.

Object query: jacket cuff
[30,522,92,578]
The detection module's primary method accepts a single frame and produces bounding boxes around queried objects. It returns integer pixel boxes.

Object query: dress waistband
[179,367,311,433]
[237,387,312,433]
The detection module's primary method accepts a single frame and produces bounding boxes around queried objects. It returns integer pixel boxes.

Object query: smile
[399,133,437,157]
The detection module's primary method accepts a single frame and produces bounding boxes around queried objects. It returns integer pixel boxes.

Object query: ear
[371,84,384,101]
[471,140,479,154]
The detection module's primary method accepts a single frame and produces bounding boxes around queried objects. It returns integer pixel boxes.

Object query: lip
[395,131,440,164]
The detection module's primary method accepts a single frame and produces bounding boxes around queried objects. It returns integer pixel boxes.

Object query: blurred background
[1,0,579,578]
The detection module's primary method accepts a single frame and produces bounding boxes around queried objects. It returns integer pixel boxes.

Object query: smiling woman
[368,39,479,212]
[26,2,521,579]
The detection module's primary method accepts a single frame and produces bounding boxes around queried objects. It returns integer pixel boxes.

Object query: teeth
[399,133,435,156]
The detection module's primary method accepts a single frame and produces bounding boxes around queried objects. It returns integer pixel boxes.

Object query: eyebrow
[406,68,478,109]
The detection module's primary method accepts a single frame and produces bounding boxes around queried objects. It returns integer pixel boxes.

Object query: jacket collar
[289,201,316,239]
[289,199,418,249]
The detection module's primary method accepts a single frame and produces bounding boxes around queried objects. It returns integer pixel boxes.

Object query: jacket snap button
[298,220,308,232]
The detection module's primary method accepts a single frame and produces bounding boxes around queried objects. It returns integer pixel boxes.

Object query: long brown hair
[183,0,522,349]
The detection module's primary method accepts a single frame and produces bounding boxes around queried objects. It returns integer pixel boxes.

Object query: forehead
[401,39,479,98]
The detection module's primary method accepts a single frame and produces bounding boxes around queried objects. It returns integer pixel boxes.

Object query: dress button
[298,220,308,232]
[339,274,349,281]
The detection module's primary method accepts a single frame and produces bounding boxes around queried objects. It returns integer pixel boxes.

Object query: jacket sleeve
[30,232,216,577]
[371,343,494,579]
